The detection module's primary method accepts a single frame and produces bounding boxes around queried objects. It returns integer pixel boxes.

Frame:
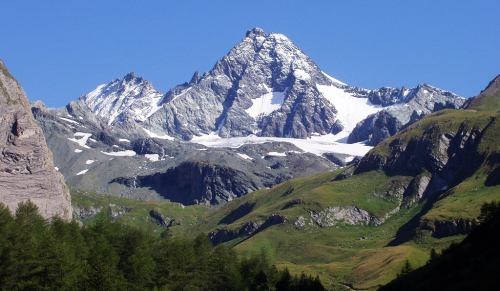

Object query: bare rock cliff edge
[0,60,71,220]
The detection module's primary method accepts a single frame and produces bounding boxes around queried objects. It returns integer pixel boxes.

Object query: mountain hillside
[0,60,72,220]
[463,73,500,111]
[379,201,500,291]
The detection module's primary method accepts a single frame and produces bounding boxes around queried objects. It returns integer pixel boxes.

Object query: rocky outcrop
[0,60,72,220]
[72,205,102,220]
[309,206,384,227]
[354,117,484,201]
[149,209,170,227]
[113,161,261,205]
[209,213,286,245]
[422,219,476,238]
[209,221,264,245]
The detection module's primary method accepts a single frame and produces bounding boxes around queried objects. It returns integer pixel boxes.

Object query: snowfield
[101,150,137,157]
[145,154,160,161]
[191,133,372,157]
[143,128,175,140]
[317,84,382,133]
[245,86,286,119]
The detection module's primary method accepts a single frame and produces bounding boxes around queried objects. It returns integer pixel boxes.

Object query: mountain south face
[79,28,465,143]
[0,60,72,220]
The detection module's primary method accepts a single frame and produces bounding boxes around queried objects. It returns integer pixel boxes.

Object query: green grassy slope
[379,202,500,291]
[70,187,210,236]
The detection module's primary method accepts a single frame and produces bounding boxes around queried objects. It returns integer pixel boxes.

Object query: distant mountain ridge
[79,28,465,144]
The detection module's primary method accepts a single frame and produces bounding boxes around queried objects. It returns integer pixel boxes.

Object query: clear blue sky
[1,1,499,107]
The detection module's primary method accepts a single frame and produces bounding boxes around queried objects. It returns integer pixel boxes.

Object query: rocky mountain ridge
[79,28,465,144]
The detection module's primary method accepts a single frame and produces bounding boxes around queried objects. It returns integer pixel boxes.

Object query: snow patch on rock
[76,169,89,176]
[145,154,160,161]
[245,86,286,119]
[68,132,92,149]
[237,153,253,160]
[101,150,137,157]
[142,128,174,140]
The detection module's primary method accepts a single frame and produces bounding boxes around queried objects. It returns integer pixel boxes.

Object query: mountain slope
[463,73,500,111]
[379,201,500,291]
[0,60,72,220]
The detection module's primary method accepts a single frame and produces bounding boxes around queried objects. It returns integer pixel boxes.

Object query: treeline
[379,201,500,291]
[0,201,324,291]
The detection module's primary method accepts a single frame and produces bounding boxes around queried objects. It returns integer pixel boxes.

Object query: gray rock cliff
[0,60,72,220]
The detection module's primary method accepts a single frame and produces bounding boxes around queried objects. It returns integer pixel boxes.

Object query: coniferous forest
[0,201,324,291]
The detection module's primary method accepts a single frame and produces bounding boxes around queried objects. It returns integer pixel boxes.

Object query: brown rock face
[0,60,72,220]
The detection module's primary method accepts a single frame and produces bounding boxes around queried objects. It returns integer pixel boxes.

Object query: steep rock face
[348,84,466,146]
[113,161,261,205]
[0,60,72,220]
[349,103,500,212]
[422,218,476,238]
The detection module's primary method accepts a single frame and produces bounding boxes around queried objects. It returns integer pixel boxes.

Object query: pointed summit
[124,72,136,82]
[246,27,267,38]
[81,72,163,125]
[189,71,201,85]
[78,28,464,143]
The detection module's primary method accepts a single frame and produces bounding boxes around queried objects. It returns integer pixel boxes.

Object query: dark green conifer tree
[0,203,14,289]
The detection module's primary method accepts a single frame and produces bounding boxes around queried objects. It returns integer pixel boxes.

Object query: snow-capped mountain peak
[78,28,465,145]
[80,73,164,125]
